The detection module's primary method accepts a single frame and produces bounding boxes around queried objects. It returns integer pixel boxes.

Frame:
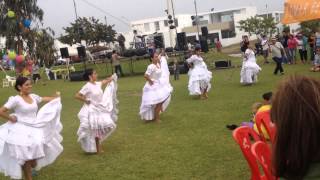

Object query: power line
[78,0,131,27]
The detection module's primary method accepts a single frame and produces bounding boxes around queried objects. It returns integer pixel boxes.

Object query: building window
[154,21,160,31]
[164,20,168,27]
[144,23,150,32]
[221,29,236,39]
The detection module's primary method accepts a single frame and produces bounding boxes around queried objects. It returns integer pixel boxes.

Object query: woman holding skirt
[186,47,212,99]
[0,76,63,180]
[139,52,172,123]
[240,47,261,85]
[75,70,118,154]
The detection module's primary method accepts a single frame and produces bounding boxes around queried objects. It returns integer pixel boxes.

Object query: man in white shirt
[261,35,270,64]
[269,37,285,75]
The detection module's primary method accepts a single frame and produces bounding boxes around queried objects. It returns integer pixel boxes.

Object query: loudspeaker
[135,48,147,56]
[77,46,86,58]
[60,47,69,58]
[69,71,85,81]
[200,37,209,53]
[201,26,209,37]
[215,60,232,69]
[177,32,187,51]
[154,35,164,48]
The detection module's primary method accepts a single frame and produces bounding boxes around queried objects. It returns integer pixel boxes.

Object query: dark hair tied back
[83,69,94,81]
[15,76,29,91]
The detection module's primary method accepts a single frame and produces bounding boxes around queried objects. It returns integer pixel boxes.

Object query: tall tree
[59,17,116,47]
[238,16,277,37]
[300,19,320,35]
[0,0,44,54]
[27,28,56,67]
[117,34,126,53]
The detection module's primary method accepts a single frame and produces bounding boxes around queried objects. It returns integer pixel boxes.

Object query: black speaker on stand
[154,35,164,49]
[200,36,209,53]
[77,46,87,70]
[201,26,209,37]
[177,32,187,51]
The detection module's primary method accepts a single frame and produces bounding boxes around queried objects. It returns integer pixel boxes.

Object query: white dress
[139,63,172,121]
[159,56,173,109]
[77,79,118,153]
[187,55,212,95]
[240,49,261,84]
[0,95,63,180]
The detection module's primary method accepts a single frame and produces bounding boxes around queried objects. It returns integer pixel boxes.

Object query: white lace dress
[187,55,212,95]
[0,94,63,179]
[139,63,172,121]
[77,80,118,153]
[240,49,261,84]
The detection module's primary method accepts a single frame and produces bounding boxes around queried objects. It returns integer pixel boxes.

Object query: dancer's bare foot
[155,119,161,123]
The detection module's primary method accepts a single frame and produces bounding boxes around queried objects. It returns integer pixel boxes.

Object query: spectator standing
[111,50,124,77]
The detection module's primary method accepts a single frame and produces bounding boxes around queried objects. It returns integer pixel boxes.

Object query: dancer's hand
[148,80,154,86]
[85,99,90,105]
[55,91,61,97]
[9,115,17,123]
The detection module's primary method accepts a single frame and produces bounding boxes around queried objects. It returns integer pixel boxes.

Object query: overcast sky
[37,0,285,37]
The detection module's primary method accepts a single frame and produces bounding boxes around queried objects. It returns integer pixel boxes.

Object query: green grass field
[0,53,319,180]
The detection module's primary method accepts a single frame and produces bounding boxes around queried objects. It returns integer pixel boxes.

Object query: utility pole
[167,0,176,48]
[194,0,200,40]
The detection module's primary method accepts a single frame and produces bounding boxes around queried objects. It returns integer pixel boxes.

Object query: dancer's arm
[0,107,17,123]
[101,76,113,86]
[144,74,153,85]
[75,93,90,104]
[42,92,61,103]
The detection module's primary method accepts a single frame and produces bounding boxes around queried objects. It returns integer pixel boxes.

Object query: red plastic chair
[255,112,276,144]
[233,126,266,180]
[251,141,276,180]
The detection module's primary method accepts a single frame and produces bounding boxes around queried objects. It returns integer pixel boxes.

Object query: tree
[300,19,320,35]
[59,17,116,47]
[0,0,44,54]
[29,28,56,67]
[117,34,126,53]
[238,16,277,37]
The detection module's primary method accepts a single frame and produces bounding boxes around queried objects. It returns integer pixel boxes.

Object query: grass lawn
[0,52,319,180]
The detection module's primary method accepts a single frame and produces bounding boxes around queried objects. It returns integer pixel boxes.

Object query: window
[144,23,150,32]
[221,29,236,39]
[154,21,160,31]
[164,20,168,27]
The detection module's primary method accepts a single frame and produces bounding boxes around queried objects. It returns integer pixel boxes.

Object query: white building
[123,14,192,49]
[123,6,258,48]
[182,6,257,46]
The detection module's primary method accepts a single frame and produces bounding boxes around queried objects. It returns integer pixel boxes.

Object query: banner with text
[282,0,320,24]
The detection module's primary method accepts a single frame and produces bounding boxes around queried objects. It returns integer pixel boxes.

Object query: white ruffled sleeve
[30,94,43,104]
[3,96,18,110]
[79,84,89,96]
[145,65,155,76]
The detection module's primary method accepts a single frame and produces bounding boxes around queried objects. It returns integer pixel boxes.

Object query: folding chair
[233,126,266,180]
[255,114,276,144]
[251,141,277,180]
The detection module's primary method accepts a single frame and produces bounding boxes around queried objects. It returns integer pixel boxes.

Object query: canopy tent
[282,0,320,24]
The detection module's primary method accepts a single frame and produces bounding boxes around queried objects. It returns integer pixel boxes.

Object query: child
[226,102,262,130]
[310,48,320,72]
[32,60,41,83]
[173,59,180,80]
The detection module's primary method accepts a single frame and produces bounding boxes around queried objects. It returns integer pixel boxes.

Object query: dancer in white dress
[186,47,212,99]
[140,52,172,122]
[240,47,262,85]
[75,70,118,154]
[0,77,62,180]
